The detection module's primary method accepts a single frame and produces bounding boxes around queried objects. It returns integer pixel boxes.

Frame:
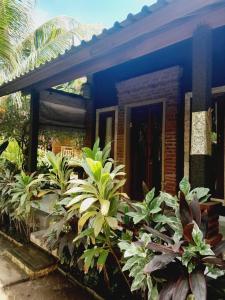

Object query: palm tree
[0,0,34,83]
[11,16,102,80]
[0,2,102,168]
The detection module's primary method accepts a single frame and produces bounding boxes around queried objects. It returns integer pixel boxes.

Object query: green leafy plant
[9,171,44,238]
[0,138,23,169]
[126,187,179,234]
[44,151,73,197]
[120,184,225,300]
[179,177,210,203]
[0,160,17,221]
[41,142,224,299]
[119,233,158,299]
[64,140,131,290]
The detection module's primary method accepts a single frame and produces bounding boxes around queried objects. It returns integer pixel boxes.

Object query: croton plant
[43,140,225,300]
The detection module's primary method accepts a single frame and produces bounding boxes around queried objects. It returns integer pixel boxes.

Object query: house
[0,0,225,201]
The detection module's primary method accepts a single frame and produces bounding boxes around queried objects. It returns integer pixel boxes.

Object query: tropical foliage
[0,1,102,168]
[0,0,33,82]
[40,142,225,299]
[0,140,224,299]
[44,151,73,196]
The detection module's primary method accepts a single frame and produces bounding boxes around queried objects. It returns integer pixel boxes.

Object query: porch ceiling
[0,0,225,96]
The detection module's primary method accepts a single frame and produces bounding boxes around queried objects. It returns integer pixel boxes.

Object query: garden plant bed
[0,143,225,299]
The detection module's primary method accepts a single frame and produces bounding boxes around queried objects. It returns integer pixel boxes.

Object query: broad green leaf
[67,194,93,207]
[93,213,104,237]
[148,197,162,213]
[82,147,95,159]
[97,249,109,272]
[81,248,97,273]
[101,199,110,216]
[149,206,161,214]
[130,272,145,292]
[118,241,130,252]
[93,138,100,155]
[124,243,144,258]
[146,188,155,204]
[100,173,110,187]
[109,179,126,198]
[186,187,210,203]
[122,256,139,272]
[126,212,145,224]
[73,228,94,243]
[78,211,97,232]
[149,284,158,300]
[106,216,118,230]
[192,223,203,247]
[102,142,111,163]
[80,197,98,213]
[179,177,191,196]
[65,186,95,195]
[103,162,112,173]
[130,265,143,277]
[86,158,102,181]
[132,202,146,211]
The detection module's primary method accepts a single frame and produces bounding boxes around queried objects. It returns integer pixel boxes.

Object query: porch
[0,0,224,199]
[0,0,225,299]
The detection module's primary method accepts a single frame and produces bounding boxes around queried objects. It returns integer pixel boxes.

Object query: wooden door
[130,103,163,200]
[212,96,225,199]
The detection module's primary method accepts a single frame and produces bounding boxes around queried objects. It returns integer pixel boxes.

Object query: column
[190,25,212,188]
[28,89,40,173]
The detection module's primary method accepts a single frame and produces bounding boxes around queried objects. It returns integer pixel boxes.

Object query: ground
[0,234,95,300]
[1,271,94,300]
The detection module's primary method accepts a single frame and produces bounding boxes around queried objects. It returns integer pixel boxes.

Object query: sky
[34,0,156,29]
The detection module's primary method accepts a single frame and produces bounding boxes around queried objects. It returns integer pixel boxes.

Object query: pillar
[190,25,212,188]
[83,76,95,147]
[28,89,40,173]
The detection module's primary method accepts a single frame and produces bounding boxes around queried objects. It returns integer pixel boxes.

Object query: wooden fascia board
[0,0,224,96]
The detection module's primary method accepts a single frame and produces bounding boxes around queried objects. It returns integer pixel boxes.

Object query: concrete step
[4,243,58,279]
[0,255,29,288]
[30,229,58,257]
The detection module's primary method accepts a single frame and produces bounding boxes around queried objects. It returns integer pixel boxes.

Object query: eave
[0,0,224,96]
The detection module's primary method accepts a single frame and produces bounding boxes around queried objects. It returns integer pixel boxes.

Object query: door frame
[124,99,166,192]
[184,85,225,202]
[95,106,118,160]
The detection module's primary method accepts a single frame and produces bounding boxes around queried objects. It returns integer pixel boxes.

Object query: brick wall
[116,66,183,195]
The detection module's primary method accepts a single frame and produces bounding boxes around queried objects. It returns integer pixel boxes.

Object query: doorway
[129,103,163,200]
[96,107,118,159]
[212,95,225,199]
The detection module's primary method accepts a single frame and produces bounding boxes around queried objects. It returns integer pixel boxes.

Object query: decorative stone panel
[191,110,212,155]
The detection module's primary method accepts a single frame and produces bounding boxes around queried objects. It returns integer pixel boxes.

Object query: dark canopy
[39,89,87,129]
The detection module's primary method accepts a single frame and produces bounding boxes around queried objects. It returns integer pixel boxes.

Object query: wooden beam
[0,0,224,96]
[28,90,40,173]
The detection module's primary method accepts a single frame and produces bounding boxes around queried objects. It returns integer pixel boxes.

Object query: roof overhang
[0,0,225,96]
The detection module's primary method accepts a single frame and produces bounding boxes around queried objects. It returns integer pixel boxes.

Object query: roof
[5,0,172,84]
[0,0,225,96]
